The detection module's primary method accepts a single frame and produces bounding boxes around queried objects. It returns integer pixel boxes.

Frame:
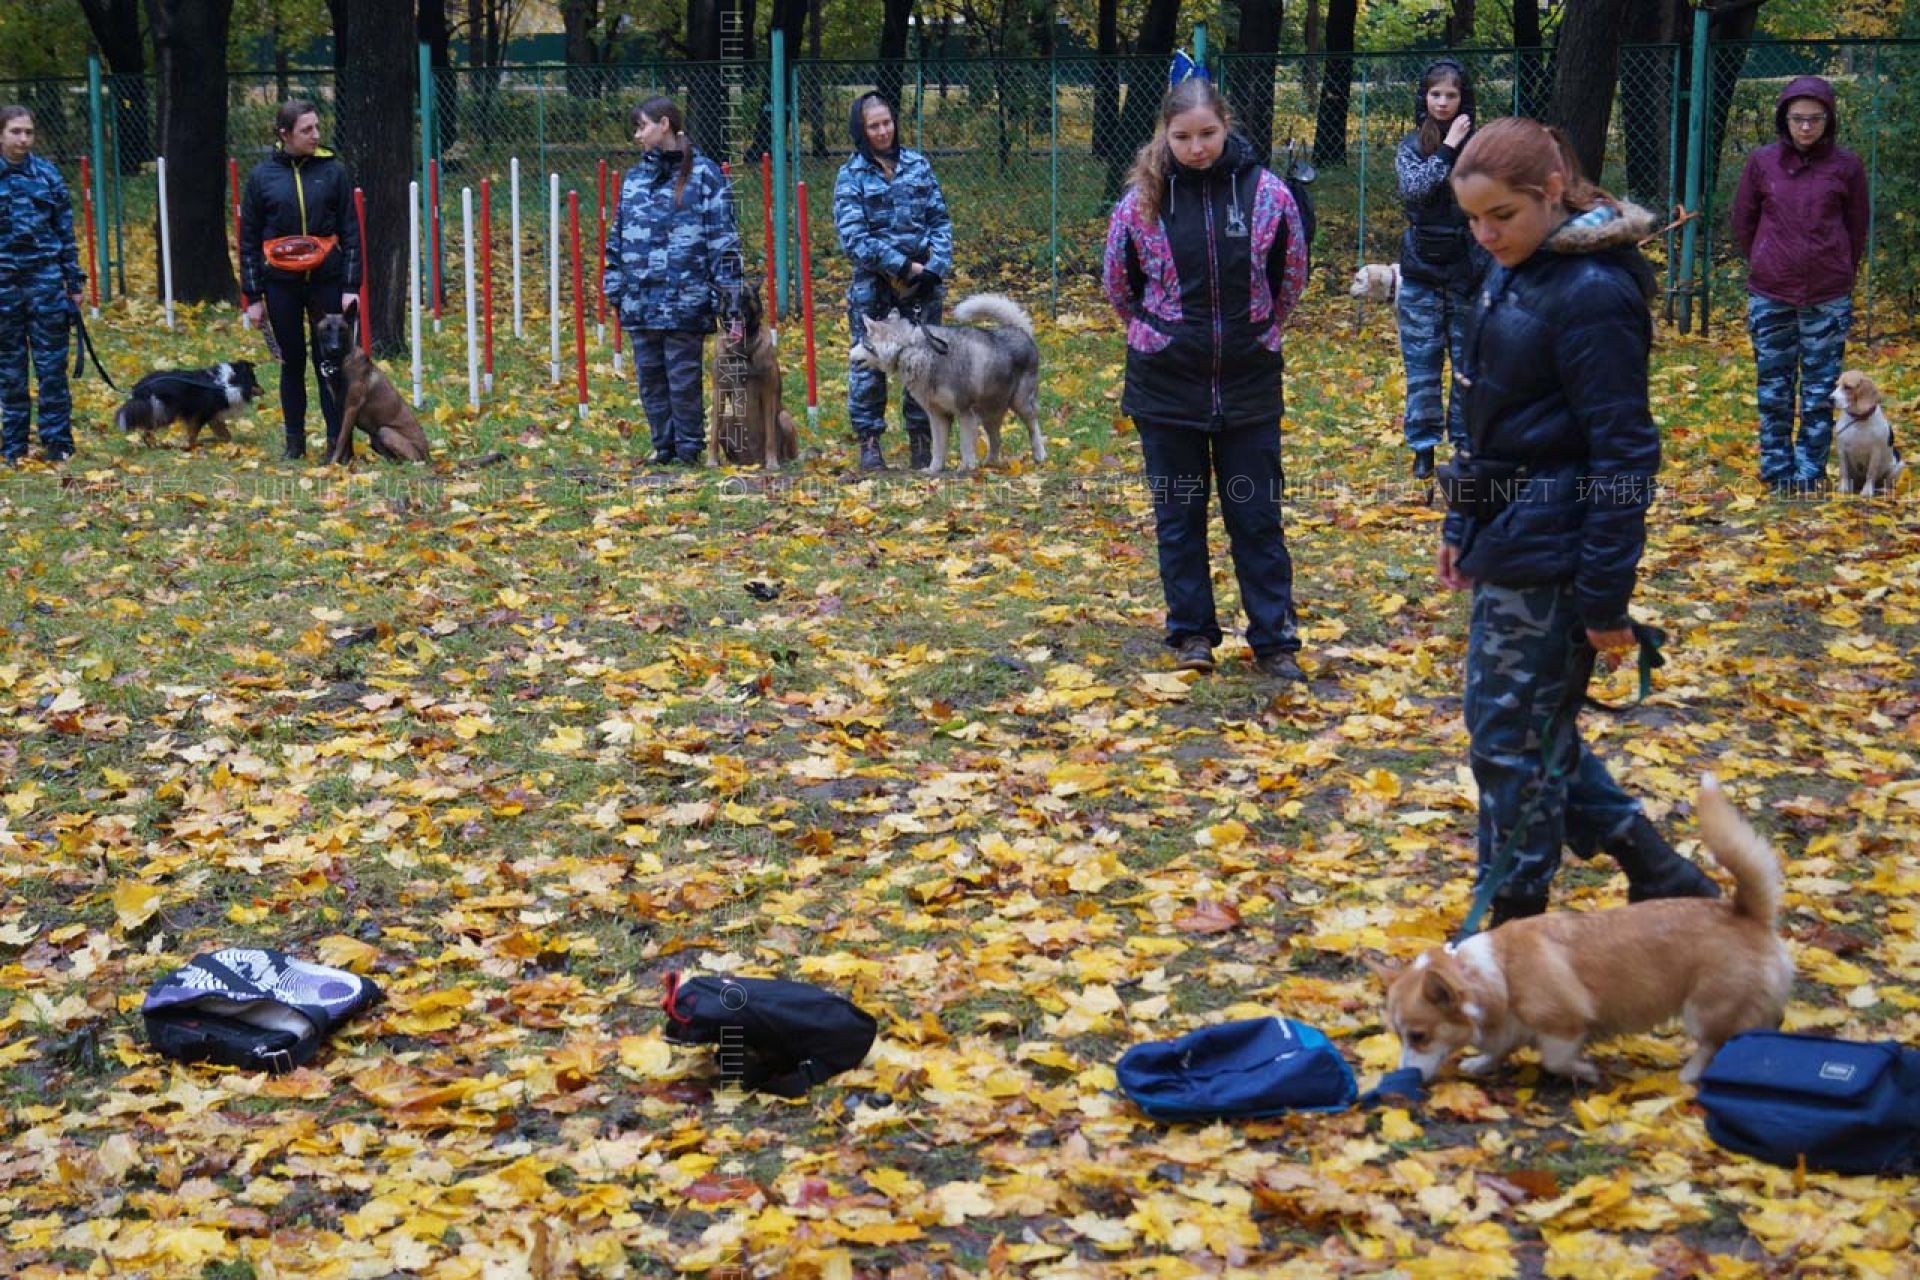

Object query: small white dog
[1348,262,1402,303]
[1831,370,1903,496]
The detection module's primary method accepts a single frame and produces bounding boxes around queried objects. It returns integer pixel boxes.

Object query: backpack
[1695,1031,1920,1175]
[661,972,878,1098]
[1117,1016,1356,1121]
[142,947,381,1074]
[1281,141,1318,264]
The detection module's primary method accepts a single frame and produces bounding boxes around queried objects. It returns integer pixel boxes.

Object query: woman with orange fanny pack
[240,98,361,461]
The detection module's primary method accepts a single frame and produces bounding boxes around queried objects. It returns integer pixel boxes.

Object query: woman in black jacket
[241,99,361,461]
[1439,118,1717,925]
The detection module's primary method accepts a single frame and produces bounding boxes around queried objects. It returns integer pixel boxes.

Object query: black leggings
[264,279,345,453]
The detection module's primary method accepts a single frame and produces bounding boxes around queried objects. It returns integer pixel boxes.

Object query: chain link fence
[6,40,1918,338]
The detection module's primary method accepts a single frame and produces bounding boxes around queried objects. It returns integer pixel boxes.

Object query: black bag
[1436,452,1529,523]
[661,972,877,1098]
[1281,142,1317,263]
[142,947,381,1074]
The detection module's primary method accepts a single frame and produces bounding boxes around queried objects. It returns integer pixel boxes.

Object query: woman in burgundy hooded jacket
[1730,75,1868,495]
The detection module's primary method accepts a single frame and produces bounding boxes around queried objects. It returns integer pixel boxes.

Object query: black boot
[282,434,306,462]
[1488,889,1550,928]
[1413,446,1435,480]
[857,437,886,471]
[1608,813,1722,903]
[908,430,932,471]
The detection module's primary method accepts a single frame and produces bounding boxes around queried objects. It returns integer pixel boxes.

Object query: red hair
[1451,117,1616,215]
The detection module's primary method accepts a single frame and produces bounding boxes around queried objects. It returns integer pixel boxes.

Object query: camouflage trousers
[846,274,941,441]
[1746,292,1851,488]
[0,269,74,463]
[1396,277,1472,454]
[1464,581,1645,902]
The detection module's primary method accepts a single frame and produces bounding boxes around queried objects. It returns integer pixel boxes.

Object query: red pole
[795,180,818,412]
[226,157,242,316]
[595,158,608,331]
[81,156,100,312]
[760,152,776,319]
[569,190,587,415]
[480,177,495,385]
[354,187,370,354]
[430,158,443,324]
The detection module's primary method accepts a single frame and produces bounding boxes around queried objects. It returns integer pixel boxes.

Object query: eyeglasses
[1786,113,1827,126]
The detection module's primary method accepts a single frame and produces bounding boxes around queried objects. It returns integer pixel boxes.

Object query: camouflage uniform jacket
[603,146,741,333]
[832,148,952,288]
[0,153,83,291]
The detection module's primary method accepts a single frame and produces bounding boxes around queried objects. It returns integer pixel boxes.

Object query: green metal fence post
[419,44,433,292]
[1664,42,1681,325]
[914,26,926,148]
[1049,51,1059,320]
[1676,11,1708,334]
[1194,23,1207,71]
[107,75,124,299]
[772,30,790,318]
[1356,60,1369,271]
[86,56,111,305]
[1864,44,1880,344]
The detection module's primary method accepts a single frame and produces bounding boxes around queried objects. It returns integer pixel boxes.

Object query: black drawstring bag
[142,947,381,1074]
[661,972,877,1098]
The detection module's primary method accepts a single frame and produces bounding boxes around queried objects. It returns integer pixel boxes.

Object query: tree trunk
[809,0,826,156]
[684,0,725,159]
[1547,0,1632,182]
[419,0,458,153]
[1234,0,1281,162]
[147,0,235,305]
[335,0,414,357]
[1621,0,1672,204]
[78,0,154,169]
[1445,0,1475,47]
[875,0,914,114]
[1106,0,1181,197]
[1312,0,1357,168]
[1091,0,1119,160]
[1513,0,1545,117]
[562,0,601,98]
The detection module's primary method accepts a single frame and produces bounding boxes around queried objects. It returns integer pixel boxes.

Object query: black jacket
[1115,133,1292,431]
[240,146,361,295]
[1445,203,1662,631]
[1396,60,1486,292]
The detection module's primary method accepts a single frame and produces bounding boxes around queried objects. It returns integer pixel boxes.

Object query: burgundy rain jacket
[1729,76,1868,307]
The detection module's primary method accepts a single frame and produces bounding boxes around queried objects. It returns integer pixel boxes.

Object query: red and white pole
[595,157,608,342]
[81,156,100,317]
[760,152,777,334]
[480,177,495,394]
[227,156,244,324]
[570,190,587,419]
[354,186,370,354]
[795,180,819,435]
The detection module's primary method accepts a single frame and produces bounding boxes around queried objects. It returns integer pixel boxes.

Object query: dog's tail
[114,398,149,434]
[1695,773,1782,927]
[952,293,1033,338]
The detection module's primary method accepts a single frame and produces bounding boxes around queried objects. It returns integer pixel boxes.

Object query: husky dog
[848,293,1045,476]
[114,361,264,449]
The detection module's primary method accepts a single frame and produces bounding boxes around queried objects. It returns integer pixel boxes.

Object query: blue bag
[1696,1031,1920,1175]
[1117,1017,1357,1121]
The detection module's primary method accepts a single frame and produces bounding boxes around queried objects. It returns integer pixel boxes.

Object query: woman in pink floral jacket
[1103,73,1310,681]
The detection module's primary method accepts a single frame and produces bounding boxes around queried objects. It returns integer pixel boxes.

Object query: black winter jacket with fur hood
[1444,202,1661,631]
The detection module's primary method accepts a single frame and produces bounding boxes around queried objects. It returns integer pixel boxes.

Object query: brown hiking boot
[1173,636,1215,673]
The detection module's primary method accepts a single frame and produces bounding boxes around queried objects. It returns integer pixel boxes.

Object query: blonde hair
[1452,116,1616,215]
[1126,77,1233,226]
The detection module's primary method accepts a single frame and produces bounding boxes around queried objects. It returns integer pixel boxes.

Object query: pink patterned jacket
[1102,135,1308,430]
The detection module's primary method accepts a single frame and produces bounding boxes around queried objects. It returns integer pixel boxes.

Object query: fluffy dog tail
[952,293,1033,338]
[1695,773,1782,927]
[114,398,149,434]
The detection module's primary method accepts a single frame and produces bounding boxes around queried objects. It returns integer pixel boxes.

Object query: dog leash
[1454,622,1667,940]
[68,303,119,390]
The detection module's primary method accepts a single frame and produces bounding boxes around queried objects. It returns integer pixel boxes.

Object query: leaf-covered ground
[2,253,1917,1278]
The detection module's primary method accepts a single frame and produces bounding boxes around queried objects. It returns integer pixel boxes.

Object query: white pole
[409,179,423,408]
[462,188,480,409]
[156,156,175,330]
[510,157,524,339]
[548,172,561,385]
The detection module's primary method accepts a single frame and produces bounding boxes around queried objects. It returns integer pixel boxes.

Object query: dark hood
[848,92,899,162]
[1775,75,1838,150]
[1413,58,1477,127]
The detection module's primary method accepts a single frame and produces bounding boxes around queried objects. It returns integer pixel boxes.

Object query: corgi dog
[1376,774,1792,1086]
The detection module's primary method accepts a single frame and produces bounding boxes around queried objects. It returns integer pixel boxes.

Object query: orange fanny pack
[262,234,338,272]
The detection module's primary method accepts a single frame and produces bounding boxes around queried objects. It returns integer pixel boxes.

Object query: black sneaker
[858,437,887,471]
[282,445,306,462]
[1252,651,1306,682]
[1172,636,1215,673]
[651,447,676,465]
[1413,447,1435,480]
